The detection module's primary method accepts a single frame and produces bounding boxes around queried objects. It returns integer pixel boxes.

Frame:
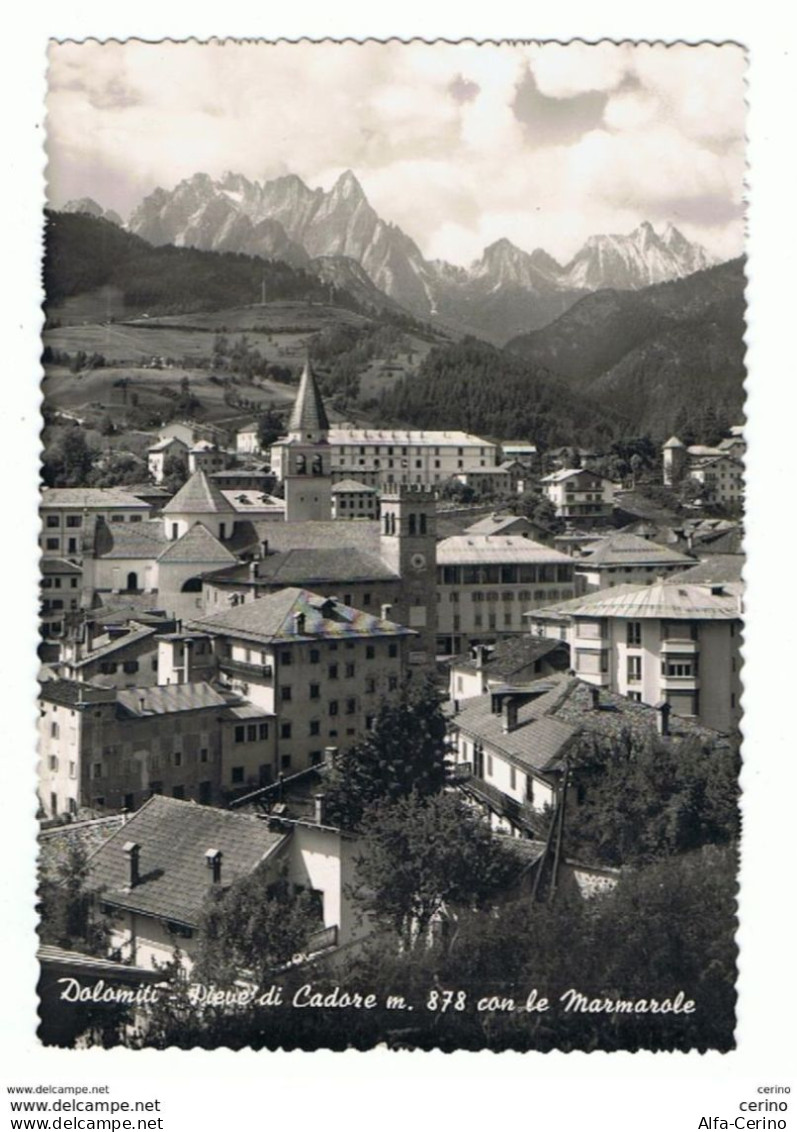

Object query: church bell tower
[283,358,332,522]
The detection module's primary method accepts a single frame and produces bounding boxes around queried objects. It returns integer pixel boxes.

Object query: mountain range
[505,258,746,436]
[65,170,716,343]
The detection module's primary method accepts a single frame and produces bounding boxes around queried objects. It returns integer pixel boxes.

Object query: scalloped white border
[3,2,795,1123]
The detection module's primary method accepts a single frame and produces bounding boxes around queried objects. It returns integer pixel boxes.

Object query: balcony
[660,639,699,654]
[218,658,273,681]
[456,771,550,838]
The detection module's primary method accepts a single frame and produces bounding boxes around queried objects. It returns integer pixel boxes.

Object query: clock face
[410,552,427,571]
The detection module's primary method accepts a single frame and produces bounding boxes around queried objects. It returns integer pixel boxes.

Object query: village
[36,354,743,1049]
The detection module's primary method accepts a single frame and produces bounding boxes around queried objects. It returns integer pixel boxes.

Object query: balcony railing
[218,658,273,680]
[457,771,549,838]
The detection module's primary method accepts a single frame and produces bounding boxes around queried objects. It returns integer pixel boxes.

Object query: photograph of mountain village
[36,40,745,1052]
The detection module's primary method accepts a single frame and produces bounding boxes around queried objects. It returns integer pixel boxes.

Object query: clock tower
[380,484,437,664]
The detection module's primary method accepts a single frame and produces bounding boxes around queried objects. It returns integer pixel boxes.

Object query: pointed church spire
[288,356,330,436]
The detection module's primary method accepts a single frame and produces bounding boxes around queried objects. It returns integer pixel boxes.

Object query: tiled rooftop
[527,580,743,621]
[577,533,695,568]
[94,518,168,559]
[451,636,568,679]
[40,488,151,510]
[436,535,572,565]
[188,586,414,645]
[206,547,398,588]
[115,682,234,717]
[86,795,288,925]
[157,522,238,565]
[162,471,235,515]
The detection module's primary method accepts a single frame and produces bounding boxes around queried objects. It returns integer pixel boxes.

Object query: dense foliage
[379,337,625,448]
[507,259,746,438]
[323,677,450,830]
[44,211,359,317]
[565,735,741,867]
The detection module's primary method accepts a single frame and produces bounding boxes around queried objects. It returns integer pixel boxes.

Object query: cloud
[46,40,746,266]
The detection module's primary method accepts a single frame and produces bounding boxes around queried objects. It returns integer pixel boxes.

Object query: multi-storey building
[331,479,379,520]
[435,535,576,655]
[85,794,365,970]
[540,468,616,521]
[185,586,416,772]
[40,488,151,559]
[451,673,723,840]
[40,558,84,643]
[37,678,274,818]
[526,580,743,732]
[571,533,695,593]
[188,440,228,476]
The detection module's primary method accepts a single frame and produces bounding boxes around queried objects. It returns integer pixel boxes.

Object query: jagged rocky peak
[331,169,366,201]
[62,198,122,226]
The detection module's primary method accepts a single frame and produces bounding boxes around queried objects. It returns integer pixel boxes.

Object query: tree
[37,840,109,956]
[257,409,285,451]
[350,791,519,949]
[193,870,321,987]
[563,734,740,868]
[324,677,450,830]
[41,427,97,487]
[161,453,189,494]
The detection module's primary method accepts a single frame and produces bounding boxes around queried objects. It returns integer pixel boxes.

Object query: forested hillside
[378,338,626,448]
[506,259,746,437]
[44,211,361,317]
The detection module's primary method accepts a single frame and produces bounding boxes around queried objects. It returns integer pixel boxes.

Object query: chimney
[323,746,338,768]
[261,540,269,559]
[313,794,326,825]
[293,611,306,635]
[656,701,671,737]
[249,561,260,580]
[590,686,600,710]
[473,644,490,670]
[381,603,392,621]
[501,697,519,734]
[122,841,140,888]
[205,848,223,884]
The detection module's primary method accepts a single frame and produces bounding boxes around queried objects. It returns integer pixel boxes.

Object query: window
[628,691,642,703]
[46,515,59,528]
[309,720,321,736]
[66,515,82,528]
[46,538,59,551]
[68,761,76,778]
[345,698,356,715]
[247,724,257,741]
[280,722,292,739]
[329,701,339,716]
[309,683,320,700]
[366,677,376,694]
[92,763,102,779]
[234,725,245,743]
[345,663,355,678]
[310,648,320,663]
[328,664,339,679]
[258,723,269,740]
[48,755,58,771]
[231,767,244,784]
[388,643,398,658]
[281,755,292,770]
[510,766,516,791]
[173,751,182,767]
[487,754,493,777]
[280,650,292,665]
[627,621,642,647]
[200,748,209,763]
[366,645,375,659]
[122,660,139,674]
[627,656,642,683]
[280,686,292,702]
[50,721,59,739]
[172,785,185,800]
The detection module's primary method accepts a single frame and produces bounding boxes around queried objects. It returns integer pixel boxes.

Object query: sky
[46,40,746,266]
